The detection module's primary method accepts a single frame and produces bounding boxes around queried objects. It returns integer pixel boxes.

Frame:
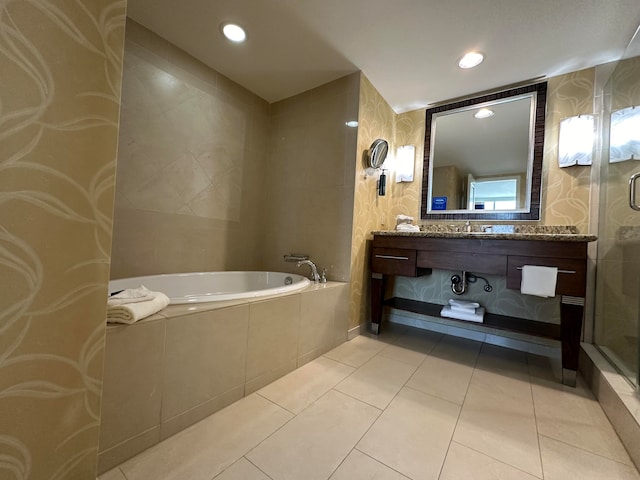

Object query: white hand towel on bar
[520,265,558,297]
[107,290,170,324]
[441,305,485,323]
[108,285,155,306]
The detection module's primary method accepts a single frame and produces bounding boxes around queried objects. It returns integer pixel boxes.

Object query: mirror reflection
[421,83,547,221]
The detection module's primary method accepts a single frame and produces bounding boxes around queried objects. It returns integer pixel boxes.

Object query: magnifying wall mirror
[421,82,547,221]
[368,139,389,169]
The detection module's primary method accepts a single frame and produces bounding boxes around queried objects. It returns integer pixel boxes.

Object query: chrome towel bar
[516,266,576,274]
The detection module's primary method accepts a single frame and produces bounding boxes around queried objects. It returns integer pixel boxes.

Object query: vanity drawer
[506,256,587,296]
[416,251,506,275]
[372,248,417,276]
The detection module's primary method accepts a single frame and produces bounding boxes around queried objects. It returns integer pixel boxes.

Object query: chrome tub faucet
[297,259,320,283]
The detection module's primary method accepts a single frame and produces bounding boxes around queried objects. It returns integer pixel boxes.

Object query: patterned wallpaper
[349,75,396,329]
[0,1,125,478]
[540,69,595,232]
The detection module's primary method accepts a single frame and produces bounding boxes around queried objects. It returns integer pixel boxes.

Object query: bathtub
[108,271,311,304]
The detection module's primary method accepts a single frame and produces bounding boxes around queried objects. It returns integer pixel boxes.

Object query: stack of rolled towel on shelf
[395,214,420,232]
[107,285,170,324]
[440,299,485,323]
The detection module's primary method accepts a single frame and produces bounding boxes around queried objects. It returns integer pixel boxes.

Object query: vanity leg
[560,296,585,387]
[371,273,385,335]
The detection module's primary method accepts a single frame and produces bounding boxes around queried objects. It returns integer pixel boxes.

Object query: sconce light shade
[558,115,594,168]
[610,106,640,163]
[395,145,415,182]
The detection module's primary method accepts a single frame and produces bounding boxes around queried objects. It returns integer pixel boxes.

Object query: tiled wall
[110,20,271,279]
[98,283,348,472]
[111,21,360,283]
[260,74,360,281]
[594,56,640,371]
[0,1,125,478]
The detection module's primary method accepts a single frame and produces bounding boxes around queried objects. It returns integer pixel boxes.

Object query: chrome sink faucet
[297,259,320,283]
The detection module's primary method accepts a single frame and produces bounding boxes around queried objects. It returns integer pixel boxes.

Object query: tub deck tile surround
[98,282,349,473]
[100,324,640,480]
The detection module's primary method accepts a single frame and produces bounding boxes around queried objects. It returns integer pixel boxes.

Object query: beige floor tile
[440,442,540,480]
[529,353,634,465]
[329,450,410,480]
[540,435,640,480]
[257,355,355,414]
[377,343,427,367]
[453,352,542,477]
[247,389,381,480]
[334,355,418,409]
[357,387,460,480]
[98,468,127,480]
[324,335,386,367]
[213,457,270,480]
[380,323,442,355]
[474,343,530,381]
[406,335,481,405]
[119,394,293,480]
[532,374,634,465]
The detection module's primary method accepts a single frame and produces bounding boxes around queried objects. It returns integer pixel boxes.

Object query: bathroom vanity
[370,229,597,386]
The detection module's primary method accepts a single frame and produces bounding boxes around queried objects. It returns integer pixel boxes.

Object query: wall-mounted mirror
[421,82,547,220]
[367,139,389,169]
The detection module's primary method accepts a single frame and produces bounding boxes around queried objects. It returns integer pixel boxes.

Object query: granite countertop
[373,225,597,242]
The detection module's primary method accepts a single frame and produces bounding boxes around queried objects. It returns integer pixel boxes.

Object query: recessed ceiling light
[458,52,484,69]
[221,23,246,43]
[345,120,359,128]
[474,108,494,119]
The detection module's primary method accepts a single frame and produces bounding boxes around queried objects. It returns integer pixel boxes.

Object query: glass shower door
[593,55,640,386]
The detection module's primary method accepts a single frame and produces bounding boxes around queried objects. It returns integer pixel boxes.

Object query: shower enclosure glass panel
[594,54,640,386]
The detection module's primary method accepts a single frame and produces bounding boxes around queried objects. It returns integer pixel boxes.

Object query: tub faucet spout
[297,260,320,283]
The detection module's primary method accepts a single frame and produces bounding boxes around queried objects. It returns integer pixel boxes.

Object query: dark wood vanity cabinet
[370,233,593,386]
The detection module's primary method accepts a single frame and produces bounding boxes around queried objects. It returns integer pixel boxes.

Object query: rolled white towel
[441,305,485,323]
[396,223,420,232]
[396,214,414,225]
[107,291,170,324]
[448,299,480,310]
[108,285,155,306]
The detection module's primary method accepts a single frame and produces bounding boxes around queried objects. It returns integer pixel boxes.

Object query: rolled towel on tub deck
[520,265,558,298]
[108,285,155,306]
[107,289,170,324]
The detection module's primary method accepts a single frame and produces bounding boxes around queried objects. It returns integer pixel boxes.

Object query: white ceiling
[128,0,640,113]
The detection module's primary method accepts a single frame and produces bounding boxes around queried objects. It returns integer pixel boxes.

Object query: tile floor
[100,324,640,480]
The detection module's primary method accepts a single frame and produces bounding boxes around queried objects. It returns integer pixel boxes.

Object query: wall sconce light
[610,106,640,163]
[558,114,594,167]
[395,145,415,182]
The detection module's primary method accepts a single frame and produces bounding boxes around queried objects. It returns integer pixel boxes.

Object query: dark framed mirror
[421,82,547,220]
